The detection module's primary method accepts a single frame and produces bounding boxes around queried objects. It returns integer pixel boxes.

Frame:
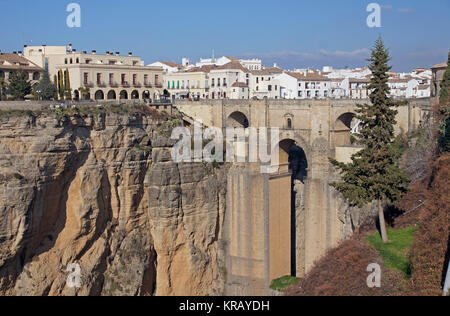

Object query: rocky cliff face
[0,111,227,296]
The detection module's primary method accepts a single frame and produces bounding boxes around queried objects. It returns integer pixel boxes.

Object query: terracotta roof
[389,78,410,83]
[287,71,330,81]
[160,61,182,68]
[0,53,42,70]
[417,84,430,90]
[231,82,248,87]
[213,62,250,73]
[254,67,283,75]
[180,65,217,73]
[432,62,447,69]
[349,78,370,83]
[225,56,239,61]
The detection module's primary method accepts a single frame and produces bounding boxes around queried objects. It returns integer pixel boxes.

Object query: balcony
[109,81,118,88]
[133,82,142,88]
[97,82,107,88]
[144,82,153,88]
[154,83,163,88]
[121,81,130,88]
[83,82,94,88]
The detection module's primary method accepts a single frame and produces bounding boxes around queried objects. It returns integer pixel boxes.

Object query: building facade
[431,62,448,100]
[23,45,164,101]
[0,53,43,99]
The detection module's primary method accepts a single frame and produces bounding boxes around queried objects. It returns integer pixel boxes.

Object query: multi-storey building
[0,52,43,99]
[164,66,213,100]
[23,45,164,101]
[249,68,282,99]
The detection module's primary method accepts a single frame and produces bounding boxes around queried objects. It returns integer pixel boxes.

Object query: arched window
[287,118,292,129]
[33,72,40,80]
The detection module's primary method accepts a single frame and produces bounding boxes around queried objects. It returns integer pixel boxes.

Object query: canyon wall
[0,110,227,296]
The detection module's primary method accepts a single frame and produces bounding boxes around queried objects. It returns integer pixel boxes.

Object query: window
[223,78,227,86]
[268,85,272,91]
[217,78,221,87]
[315,90,319,97]
[121,74,126,84]
[109,73,114,84]
[275,85,278,91]
[65,58,68,64]
[144,74,148,85]
[97,73,102,85]
[287,118,292,129]
[256,77,259,84]
[133,74,137,85]
[84,73,89,85]
[211,78,215,87]
[76,58,79,63]
[298,91,302,97]
[155,75,159,85]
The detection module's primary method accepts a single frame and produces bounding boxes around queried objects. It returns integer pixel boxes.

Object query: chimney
[18,51,23,56]
[128,52,132,56]
[116,52,120,56]
[92,50,96,54]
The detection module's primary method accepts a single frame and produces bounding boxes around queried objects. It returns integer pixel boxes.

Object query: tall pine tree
[58,69,65,100]
[438,53,450,152]
[439,53,450,102]
[64,68,72,100]
[35,67,56,100]
[8,69,32,100]
[330,37,409,243]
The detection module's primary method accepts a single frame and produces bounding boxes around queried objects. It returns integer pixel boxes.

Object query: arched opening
[334,112,359,146]
[142,90,150,100]
[226,111,249,128]
[131,90,139,100]
[277,139,308,182]
[32,72,40,80]
[270,139,308,280]
[120,90,128,100]
[73,90,80,101]
[95,90,104,100]
[107,90,116,100]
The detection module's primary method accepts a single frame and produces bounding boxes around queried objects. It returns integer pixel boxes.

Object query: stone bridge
[174,98,431,295]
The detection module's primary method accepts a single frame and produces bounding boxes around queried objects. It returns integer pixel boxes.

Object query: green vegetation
[8,70,32,100]
[439,52,450,102]
[158,118,182,137]
[270,275,300,292]
[34,67,56,100]
[0,78,7,101]
[330,37,410,243]
[13,173,24,180]
[367,227,417,277]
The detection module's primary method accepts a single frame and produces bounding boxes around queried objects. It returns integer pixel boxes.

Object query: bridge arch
[334,112,358,146]
[226,111,249,128]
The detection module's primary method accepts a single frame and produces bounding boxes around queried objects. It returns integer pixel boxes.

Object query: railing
[109,82,118,87]
[121,82,130,87]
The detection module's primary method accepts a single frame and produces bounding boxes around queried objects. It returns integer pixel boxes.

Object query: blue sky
[0,0,449,71]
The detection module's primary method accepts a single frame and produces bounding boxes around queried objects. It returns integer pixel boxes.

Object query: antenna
[212,49,215,62]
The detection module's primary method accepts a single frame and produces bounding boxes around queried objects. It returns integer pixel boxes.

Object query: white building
[147,61,182,73]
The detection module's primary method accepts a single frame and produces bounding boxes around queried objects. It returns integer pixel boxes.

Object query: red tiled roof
[231,82,248,87]
[0,53,42,70]
[287,71,330,81]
